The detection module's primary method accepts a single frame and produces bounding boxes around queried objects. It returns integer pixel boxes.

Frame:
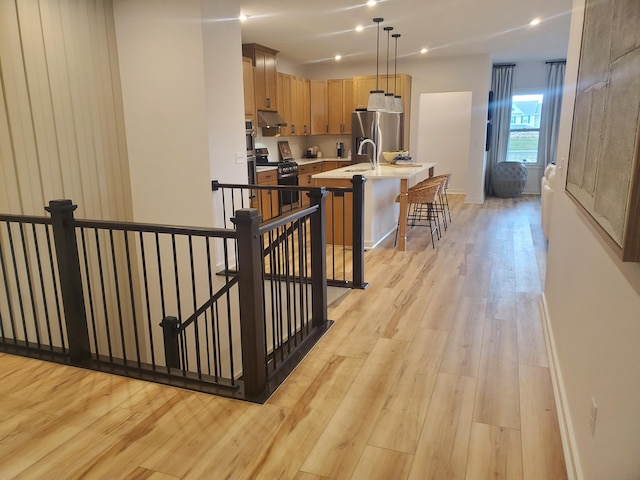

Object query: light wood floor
[0,195,567,480]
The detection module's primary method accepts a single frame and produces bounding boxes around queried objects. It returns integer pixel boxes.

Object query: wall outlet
[589,397,598,437]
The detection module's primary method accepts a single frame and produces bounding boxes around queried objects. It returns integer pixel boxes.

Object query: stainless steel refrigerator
[352,111,403,165]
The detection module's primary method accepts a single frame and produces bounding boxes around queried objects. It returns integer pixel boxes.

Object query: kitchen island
[312,162,435,251]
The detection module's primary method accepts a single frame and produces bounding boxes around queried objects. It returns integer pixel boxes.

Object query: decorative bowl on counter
[382,151,410,163]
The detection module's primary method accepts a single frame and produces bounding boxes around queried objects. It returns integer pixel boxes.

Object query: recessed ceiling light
[335,55,342,61]
[239,14,249,21]
[367,0,377,6]
[356,25,364,32]
[420,48,429,54]
[530,18,541,26]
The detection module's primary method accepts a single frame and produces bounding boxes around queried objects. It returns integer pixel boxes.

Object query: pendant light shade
[384,26,394,112]
[367,18,386,111]
[392,33,403,113]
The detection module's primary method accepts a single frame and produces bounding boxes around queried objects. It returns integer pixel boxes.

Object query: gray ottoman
[492,162,528,198]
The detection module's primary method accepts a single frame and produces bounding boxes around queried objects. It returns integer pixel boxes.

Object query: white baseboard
[539,294,583,480]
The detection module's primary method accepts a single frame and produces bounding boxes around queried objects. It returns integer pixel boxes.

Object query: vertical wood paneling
[1,0,132,220]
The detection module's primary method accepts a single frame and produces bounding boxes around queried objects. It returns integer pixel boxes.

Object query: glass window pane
[507,130,540,163]
[508,94,543,163]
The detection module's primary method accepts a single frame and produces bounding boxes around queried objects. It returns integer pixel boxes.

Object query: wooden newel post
[232,208,267,396]
[350,175,368,289]
[45,199,91,364]
[159,316,181,369]
[309,188,328,327]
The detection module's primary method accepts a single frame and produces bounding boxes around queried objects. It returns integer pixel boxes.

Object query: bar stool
[395,180,441,248]
[426,173,453,230]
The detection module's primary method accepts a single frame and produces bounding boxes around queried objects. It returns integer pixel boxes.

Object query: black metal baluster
[31,224,52,349]
[79,228,99,357]
[109,230,127,365]
[44,224,65,352]
[95,228,113,361]
[139,232,156,369]
[123,230,142,367]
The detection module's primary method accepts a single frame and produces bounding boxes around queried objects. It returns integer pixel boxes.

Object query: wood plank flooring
[0,196,567,480]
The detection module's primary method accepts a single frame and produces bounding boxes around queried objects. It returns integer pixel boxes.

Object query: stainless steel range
[255,147,299,207]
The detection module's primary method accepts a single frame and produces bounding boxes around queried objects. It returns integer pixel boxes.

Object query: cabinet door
[242,57,255,122]
[301,78,311,135]
[310,80,327,135]
[327,79,344,135]
[290,76,299,135]
[263,50,278,111]
[342,78,354,134]
[277,73,292,136]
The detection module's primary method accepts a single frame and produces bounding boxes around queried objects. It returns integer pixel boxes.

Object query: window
[507,94,543,163]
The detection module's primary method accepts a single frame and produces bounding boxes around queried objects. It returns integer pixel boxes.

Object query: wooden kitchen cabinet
[354,73,412,148]
[277,73,310,136]
[277,73,293,136]
[242,57,256,124]
[299,77,311,135]
[256,169,279,221]
[327,78,354,135]
[298,162,323,206]
[242,44,278,112]
[310,80,328,135]
[322,160,352,172]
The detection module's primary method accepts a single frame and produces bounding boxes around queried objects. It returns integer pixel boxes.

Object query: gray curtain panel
[538,61,566,166]
[485,64,515,196]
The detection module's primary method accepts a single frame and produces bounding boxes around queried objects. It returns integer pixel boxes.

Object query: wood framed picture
[278,141,292,161]
[565,0,640,262]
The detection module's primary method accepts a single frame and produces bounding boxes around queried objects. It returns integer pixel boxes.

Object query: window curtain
[485,64,515,196]
[537,61,566,166]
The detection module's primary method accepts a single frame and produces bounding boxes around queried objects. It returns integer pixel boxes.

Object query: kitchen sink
[344,167,372,172]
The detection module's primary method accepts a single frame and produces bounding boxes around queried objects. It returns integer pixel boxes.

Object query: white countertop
[256,165,278,172]
[295,157,349,166]
[312,162,436,182]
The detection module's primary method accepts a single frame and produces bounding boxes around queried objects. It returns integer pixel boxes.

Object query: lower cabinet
[322,160,352,172]
[256,169,279,221]
[298,162,323,207]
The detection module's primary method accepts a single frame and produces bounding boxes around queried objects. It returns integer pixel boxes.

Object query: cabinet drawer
[257,169,277,184]
[298,163,322,175]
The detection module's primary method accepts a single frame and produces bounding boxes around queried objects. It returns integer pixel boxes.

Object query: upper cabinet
[277,73,310,136]
[242,57,256,123]
[327,78,354,135]
[242,43,278,112]
[310,80,328,135]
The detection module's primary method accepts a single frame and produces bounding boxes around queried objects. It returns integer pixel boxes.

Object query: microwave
[245,119,255,154]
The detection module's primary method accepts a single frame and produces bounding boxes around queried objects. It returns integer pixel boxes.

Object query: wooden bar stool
[395,181,441,248]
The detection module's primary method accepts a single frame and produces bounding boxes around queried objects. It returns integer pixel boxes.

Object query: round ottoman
[492,162,528,198]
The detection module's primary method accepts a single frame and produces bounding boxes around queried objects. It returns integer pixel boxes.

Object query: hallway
[0,195,567,479]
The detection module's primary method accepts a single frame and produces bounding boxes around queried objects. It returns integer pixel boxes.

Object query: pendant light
[367,18,386,111]
[392,33,403,113]
[384,26,395,111]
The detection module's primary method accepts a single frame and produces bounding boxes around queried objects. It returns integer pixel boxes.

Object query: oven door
[278,172,299,207]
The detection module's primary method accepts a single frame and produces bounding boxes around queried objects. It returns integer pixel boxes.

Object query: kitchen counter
[256,165,278,172]
[295,157,349,166]
[312,162,436,251]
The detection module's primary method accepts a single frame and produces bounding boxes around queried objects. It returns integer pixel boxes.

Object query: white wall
[113,0,246,229]
[544,0,640,478]
[417,92,473,195]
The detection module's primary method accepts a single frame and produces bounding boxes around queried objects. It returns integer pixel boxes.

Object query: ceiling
[238,0,574,66]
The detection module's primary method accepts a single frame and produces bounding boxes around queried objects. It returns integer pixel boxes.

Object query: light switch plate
[236,152,245,164]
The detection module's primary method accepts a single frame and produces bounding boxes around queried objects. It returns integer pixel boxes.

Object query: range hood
[257,110,287,137]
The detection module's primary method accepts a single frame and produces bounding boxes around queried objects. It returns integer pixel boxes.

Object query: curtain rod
[546,59,567,64]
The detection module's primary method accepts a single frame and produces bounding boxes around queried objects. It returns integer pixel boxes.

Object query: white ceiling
[239,0,574,66]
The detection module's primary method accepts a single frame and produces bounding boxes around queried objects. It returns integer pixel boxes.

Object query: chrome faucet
[357,138,377,170]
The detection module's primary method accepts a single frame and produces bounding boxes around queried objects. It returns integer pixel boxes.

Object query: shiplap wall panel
[0,0,132,220]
